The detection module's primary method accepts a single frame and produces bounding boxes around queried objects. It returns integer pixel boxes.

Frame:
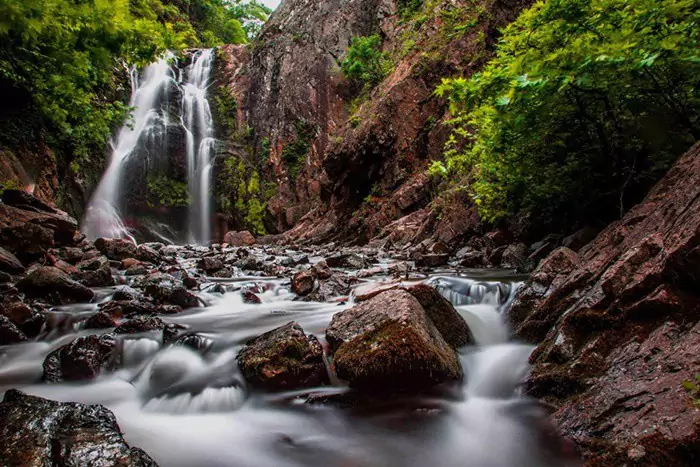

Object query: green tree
[434,0,700,225]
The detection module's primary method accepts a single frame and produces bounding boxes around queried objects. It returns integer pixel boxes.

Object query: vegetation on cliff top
[432,0,700,225]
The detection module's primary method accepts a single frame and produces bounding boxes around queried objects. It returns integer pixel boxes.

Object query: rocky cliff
[214,0,533,244]
[509,141,700,465]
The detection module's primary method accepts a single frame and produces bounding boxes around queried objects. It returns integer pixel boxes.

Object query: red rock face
[510,142,700,465]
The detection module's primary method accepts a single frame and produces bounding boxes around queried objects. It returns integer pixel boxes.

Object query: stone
[414,253,449,268]
[291,270,315,296]
[326,289,462,392]
[405,284,473,348]
[145,284,200,308]
[499,243,528,269]
[94,237,137,261]
[0,315,27,345]
[84,311,119,330]
[100,300,157,320]
[561,226,598,252]
[236,322,328,390]
[457,249,488,268]
[17,266,94,304]
[43,333,117,382]
[242,289,262,304]
[0,246,24,274]
[114,317,166,335]
[197,256,225,272]
[0,389,157,466]
[136,244,161,264]
[352,281,400,302]
[224,230,256,246]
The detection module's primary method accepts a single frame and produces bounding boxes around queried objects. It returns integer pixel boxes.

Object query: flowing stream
[0,255,575,467]
[82,50,215,244]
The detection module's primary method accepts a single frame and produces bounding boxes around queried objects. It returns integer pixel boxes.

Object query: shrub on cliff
[342,34,391,90]
[433,0,700,225]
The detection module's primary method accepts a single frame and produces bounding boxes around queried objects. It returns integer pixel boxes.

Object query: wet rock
[387,261,411,276]
[17,266,94,304]
[291,270,315,296]
[114,316,166,335]
[43,333,117,382]
[100,300,157,320]
[311,260,332,279]
[352,281,400,302]
[236,321,328,391]
[499,243,528,269]
[224,230,256,246]
[145,283,199,308]
[414,253,449,268]
[58,246,87,263]
[169,332,213,352]
[0,315,27,345]
[162,323,187,345]
[84,311,119,330]
[136,244,161,264]
[0,271,11,283]
[561,226,598,252]
[120,257,142,270]
[513,142,700,463]
[0,246,23,274]
[113,286,142,301]
[405,284,472,348]
[0,389,158,466]
[197,256,225,272]
[242,289,262,304]
[237,256,264,271]
[75,255,115,287]
[326,289,462,392]
[94,237,137,261]
[457,248,489,268]
[1,301,46,338]
[325,253,372,269]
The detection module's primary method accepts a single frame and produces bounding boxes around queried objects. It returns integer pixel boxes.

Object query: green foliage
[0,178,23,197]
[398,0,425,20]
[281,121,316,180]
[147,176,189,208]
[436,0,700,224]
[683,374,700,408]
[342,35,391,90]
[218,157,268,235]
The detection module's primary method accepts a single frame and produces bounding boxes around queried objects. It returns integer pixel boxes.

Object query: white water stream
[0,265,577,466]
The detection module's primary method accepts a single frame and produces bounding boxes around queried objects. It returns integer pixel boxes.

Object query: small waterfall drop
[182,49,215,245]
[82,49,216,245]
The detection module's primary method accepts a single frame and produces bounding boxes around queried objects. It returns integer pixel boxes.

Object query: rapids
[0,257,574,467]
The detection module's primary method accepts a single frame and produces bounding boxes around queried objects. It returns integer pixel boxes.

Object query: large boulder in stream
[326,289,463,392]
[405,284,473,348]
[17,266,94,304]
[509,141,700,464]
[43,333,117,382]
[236,321,328,391]
[94,237,138,261]
[0,389,157,466]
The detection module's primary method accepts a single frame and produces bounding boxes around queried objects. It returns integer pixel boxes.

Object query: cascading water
[0,257,578,467]
[182,49,215,245]
[82,49,216,244]
[82,52,177,241]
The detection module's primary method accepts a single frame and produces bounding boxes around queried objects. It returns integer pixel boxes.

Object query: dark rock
[414,253,449,268]
[311,260,332,279]
[43,333,117,382]
[136,244,161,264]
[75,256,115,287]
[224,230,256,246]
[405,284,473,348]
[1,300,46,338]
[100,300,157,320]
[0,315,27,345]
[112,286,141,301]
[561,226,598,252]
[0,246,24,274]
[145,284,199,308]
[457,249,489,268]
[84,312,119,330]
[500,243,528,269]
[162,323,187,345]
[0,271,11,283]
[114,317,166,335]
[0,389,158,466]
[291,270,315,296]
[57,246,86,263]
[236,322,328,391]
[197,256,225,272]
[94,237,137,261]
[326,289,462,392]
[242,289,262,304]
[487,245,508,266]
[17,266,94,304]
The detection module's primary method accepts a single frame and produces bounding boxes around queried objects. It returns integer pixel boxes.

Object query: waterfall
[81,49,216,245]
[182,49,215,245]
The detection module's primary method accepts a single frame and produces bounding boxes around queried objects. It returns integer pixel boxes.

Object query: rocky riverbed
[0,189,581,466]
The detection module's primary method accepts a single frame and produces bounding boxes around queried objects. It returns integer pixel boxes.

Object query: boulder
[84,312,119,330]
[75,256,115,287]
[197,256,225,272]
[405,284,472,348]
[291,270,315,296]
[511,141,700,463]
[114,317,166,335]
[224,230,256,246]
[145,284,199,308]
[136,244,161,264]
[414,253,449,268]
[100,300,157,320]
[499,242,528,269]
[352,281,400,302]
[0,246,23,274]
[43,333,117,382]
[94,237,137,261]
[17,266,94,304]
[236,322,328,390]
[326,289,462,392]
[0,389,157,466]
[457,248,489,268]
[1,300,46,338]
[0,315,27,345]
[241,289,262,304]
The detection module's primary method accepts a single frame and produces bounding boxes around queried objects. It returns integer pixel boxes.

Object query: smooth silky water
[0,259,573,467]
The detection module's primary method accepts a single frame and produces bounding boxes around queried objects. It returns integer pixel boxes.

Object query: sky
[259,0,281,9]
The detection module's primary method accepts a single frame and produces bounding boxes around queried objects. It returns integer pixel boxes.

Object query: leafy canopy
[433,0,700,224]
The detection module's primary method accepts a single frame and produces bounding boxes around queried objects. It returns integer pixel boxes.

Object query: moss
[146,176,189,208]
[281,120,316,180]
